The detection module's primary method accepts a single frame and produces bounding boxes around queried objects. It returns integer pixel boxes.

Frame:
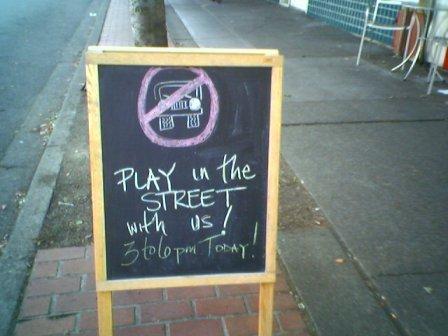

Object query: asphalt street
[0,0,94,242]
[0,1,109,333]
[0,0,95,156]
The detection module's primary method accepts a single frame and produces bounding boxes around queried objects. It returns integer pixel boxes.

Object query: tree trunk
[130,0,168,46]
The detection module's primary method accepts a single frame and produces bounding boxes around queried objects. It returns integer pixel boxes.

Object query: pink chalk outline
[137,67,219,147]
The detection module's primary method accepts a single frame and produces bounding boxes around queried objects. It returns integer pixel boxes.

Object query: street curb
[0,1,110,334]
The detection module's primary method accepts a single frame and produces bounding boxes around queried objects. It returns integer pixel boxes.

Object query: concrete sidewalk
[165,0,448,335]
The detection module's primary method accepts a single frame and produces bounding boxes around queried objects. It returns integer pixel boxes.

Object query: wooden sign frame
[86,46,283,336]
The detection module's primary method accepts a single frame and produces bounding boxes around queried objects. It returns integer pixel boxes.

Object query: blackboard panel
[98,65,271,280]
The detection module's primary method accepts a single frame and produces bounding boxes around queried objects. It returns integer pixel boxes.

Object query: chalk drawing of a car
[154,81,203,132]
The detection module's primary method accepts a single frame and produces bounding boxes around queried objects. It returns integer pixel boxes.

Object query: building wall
[307,0,399,45]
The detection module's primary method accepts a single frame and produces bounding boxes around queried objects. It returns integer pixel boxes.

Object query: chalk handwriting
[192,167,210,181]
[126,210,167,237]
[115,162,176,193]
[114,154,260,268]
[121,235,251,266]
[217,154,256,184]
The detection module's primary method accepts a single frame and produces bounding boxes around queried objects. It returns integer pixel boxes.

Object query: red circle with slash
[137,67,219,148]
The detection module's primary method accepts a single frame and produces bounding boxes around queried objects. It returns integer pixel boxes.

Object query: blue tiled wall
[307,0,399,45]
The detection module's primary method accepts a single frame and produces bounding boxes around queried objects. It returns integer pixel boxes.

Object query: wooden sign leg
[258,283,274,336]
[97,291,113,336]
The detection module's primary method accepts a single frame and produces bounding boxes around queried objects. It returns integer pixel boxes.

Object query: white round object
[189,97,201,111]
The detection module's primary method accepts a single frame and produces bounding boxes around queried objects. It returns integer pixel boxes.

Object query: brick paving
[15,246,310,336]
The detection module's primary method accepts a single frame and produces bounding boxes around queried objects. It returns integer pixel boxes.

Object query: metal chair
[356,0,414,66]
[427,36,448,94]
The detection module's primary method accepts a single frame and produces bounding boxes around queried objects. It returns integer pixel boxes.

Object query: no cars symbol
[137,67,219,147]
